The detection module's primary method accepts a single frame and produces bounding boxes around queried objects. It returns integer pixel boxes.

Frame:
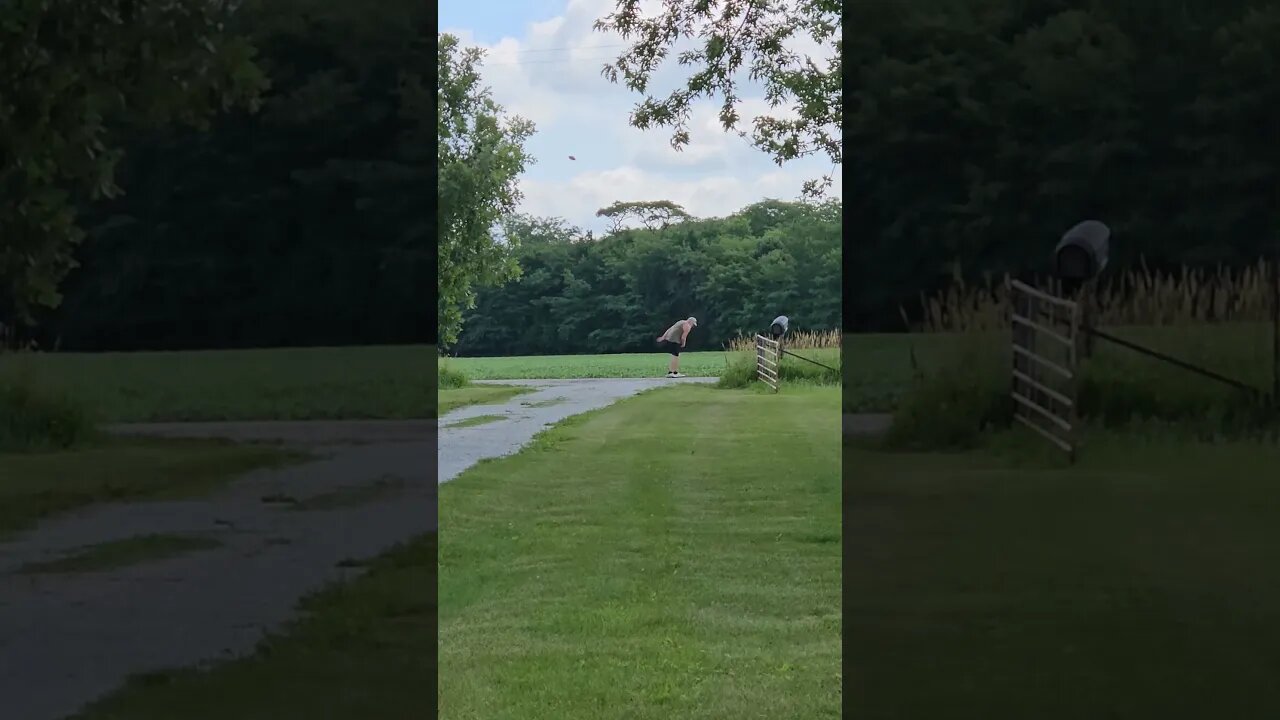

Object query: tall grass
[904,259,1275,333]
[719,330,841,388]
[0,358,96,452]
[888,261,1280,447]
[438,356,469,389]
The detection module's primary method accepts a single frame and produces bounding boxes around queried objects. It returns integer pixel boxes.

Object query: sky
[439,0,842,235]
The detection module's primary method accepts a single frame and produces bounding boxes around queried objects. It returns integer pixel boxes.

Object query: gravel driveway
[0,376,711,719]
[439,377,715,484]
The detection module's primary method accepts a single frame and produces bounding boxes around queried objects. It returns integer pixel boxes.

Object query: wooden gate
[1009,280,1080,460]
[755,334,780,392]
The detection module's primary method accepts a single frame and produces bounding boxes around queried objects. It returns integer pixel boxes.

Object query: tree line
[5,0,836,353]
[849,0,1280,331]
[449,199,841,357]
[5,0,429,351]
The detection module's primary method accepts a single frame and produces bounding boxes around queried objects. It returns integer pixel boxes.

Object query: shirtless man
[656,316,697,378]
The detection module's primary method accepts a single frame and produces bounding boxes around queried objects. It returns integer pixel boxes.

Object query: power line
[484,55,621,67]
[511,43,626,54]
[479,43,629,66]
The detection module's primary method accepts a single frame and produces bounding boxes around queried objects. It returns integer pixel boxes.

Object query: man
[656,316,697,377]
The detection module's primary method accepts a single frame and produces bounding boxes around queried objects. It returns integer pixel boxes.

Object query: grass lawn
[58,383,835,718]
[0,345,431,422]
[0,438,305,539]
[437,385,530,417]
[20,533,223,574]
[439,384,840,719]
[72,535,436,720]
[847,432,1280,718]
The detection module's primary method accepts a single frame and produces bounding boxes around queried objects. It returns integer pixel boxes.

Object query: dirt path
[0,422,431,720]
[440,377,715,483]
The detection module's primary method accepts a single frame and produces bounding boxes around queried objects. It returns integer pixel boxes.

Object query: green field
[448,348,840,381]
[847,432,1280,717]
[0,345,431,423]
[843,333,924,412]
[447,350,737,379]
[439,385,840,719]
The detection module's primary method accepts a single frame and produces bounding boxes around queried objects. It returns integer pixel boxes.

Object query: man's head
[687,316,697,328]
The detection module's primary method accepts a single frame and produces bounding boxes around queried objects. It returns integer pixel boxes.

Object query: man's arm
[680,323,690,346]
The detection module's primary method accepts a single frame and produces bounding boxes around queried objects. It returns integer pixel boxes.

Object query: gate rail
[755,334,780,392]
[1009,279,1079,460]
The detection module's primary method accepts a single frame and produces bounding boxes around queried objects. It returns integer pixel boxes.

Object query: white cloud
[442,0,840,234]
[518,163,842,230]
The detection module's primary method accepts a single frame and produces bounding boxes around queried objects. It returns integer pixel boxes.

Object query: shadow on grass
[848,430,1280,718]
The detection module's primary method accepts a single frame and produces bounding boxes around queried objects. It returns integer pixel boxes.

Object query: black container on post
[1054,220,1111,292]
[770,315,789,340]
[1054,220,1110,358]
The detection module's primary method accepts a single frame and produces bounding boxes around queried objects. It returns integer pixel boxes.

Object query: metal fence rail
[1009,279,1079,460]
[755,334,780,392]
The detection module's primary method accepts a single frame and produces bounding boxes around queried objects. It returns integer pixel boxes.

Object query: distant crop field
[447,348,841,381]
[0,345,431,423]
[447,351,739,379]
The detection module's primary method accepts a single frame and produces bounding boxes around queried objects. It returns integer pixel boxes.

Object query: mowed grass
[847,433,1280,718]
[0,438,305,539]
[439,385,840,719]
[0,345,431,423]
[73,535,436,720]
[437,385,530,417]
[20,533,223,575]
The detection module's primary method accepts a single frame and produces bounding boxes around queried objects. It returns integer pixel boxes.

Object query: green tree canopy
[437,33,535,346]
[0,0,266,335]
[594,0,840,196]
[595,200,694,233]
[848,0,1280,330]
[42,0,429,351]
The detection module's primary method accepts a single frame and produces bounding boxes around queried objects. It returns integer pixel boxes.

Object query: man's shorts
[659,340,682,356]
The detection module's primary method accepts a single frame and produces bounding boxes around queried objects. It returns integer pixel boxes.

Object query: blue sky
[439,0,841,234]
[438,1,568,45]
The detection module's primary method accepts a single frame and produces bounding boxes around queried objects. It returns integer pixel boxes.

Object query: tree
[594,0,840,196]
[453,199,842,357]
[0,0,267,339]
[500,214,588,246]
[595,200,693,233]
[45,0,430,351]
[437,33,534,346]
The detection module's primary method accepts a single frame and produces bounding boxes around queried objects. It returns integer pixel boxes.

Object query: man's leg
[668,351,678,374]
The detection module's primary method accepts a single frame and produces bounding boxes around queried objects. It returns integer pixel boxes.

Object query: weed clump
[0,358,96,452]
